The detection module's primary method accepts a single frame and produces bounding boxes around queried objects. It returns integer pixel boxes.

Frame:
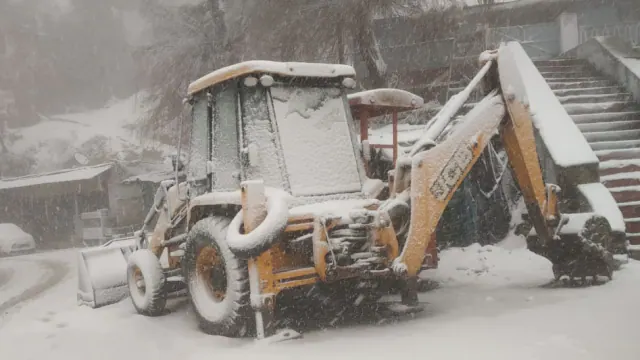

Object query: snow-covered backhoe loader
[78,46,617,341]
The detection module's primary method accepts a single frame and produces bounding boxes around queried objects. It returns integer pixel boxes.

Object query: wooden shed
[0,163,124,248]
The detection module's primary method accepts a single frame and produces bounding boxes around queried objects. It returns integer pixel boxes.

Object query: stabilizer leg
[378,276,424,316]
[400,277,419,306]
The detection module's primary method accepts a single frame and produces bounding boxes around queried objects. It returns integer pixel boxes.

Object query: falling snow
[1,1,639,359]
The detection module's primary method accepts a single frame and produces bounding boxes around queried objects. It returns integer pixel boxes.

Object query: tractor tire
[127,249,167,316]
[183,216,251,337]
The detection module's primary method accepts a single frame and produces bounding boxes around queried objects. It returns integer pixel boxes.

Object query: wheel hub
[133,268,146,293]
[196,246,227,302]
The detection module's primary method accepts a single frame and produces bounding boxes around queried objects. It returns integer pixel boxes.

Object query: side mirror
[362,140,372,161]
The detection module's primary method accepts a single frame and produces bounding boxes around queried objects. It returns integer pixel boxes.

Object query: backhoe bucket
[77,237,138,308]
[527,213,618,282]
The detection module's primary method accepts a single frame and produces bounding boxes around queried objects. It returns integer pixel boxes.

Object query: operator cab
[185,61,370,203]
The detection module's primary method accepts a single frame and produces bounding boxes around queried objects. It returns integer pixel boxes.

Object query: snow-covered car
[0,223,36,256]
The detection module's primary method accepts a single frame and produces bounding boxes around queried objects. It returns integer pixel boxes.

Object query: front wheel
[183,216,251,337]
[127,249,167,316]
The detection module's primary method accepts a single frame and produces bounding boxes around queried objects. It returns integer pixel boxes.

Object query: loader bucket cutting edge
[77,238,138,308]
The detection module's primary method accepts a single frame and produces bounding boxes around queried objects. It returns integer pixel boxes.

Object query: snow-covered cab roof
[348,88,424,118]
[187,60,357,96]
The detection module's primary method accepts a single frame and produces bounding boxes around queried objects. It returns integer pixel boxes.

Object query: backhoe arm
[500,93,559,245]
[394,92,560,278]
[393,49,613,283]
[394,90,509,276]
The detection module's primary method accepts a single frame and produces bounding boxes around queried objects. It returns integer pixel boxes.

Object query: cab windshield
[270,84,362,197]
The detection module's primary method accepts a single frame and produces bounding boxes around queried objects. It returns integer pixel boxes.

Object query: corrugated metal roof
[0,163,113,191]
[122,170,176,184]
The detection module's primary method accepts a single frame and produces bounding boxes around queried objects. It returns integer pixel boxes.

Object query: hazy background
[0,0,517,177]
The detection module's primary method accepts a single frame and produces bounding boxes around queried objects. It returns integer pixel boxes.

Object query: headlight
[342,77,356,89]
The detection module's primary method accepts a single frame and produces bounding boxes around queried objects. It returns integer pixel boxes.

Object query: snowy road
[0,242,639,360]
[0,252,69,315]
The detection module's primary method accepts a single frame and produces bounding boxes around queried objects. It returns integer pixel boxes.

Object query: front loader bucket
[77,237,138,308]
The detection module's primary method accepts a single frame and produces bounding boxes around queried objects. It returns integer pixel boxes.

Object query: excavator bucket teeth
[546,236,615,282]
[528,214,616,284]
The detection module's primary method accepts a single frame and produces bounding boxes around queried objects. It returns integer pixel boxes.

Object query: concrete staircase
[533,58,640,249]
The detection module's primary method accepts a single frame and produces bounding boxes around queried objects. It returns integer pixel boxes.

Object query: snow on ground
[425,242,553,289]
[0,257,50,306]
[2,238,640,360]
[6,93,173,173]
[0,250,71,315]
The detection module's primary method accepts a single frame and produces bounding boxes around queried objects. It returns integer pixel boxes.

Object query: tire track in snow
[0,258,69,315]
[0,267,15,290]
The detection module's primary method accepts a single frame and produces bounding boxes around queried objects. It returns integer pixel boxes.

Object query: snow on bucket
[77,237,137,308]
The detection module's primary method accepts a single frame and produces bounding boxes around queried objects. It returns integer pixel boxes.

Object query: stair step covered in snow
[600,163,640,177]
[597,148,640,162]
[624,218,640,234]
[539,70,596,79]
[563,101,639,115]
[571,111,640,124]
[589,138,640,152]
[586,129,640,143]
[618,201,640,219]
[557,93,633,105]
[536,64,590,72]
[547,80,615,89]
[579,119,640,133]
[601,172,640,188]
[534,58,585,67]
[553,86,625,97]
[608,186,640,203]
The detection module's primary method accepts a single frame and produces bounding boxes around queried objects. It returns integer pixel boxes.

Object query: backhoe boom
[393,55,614,285]
[394,90,509,277]
[500,94,558,245]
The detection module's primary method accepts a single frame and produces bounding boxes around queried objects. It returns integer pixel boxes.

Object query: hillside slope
[4,94,174,175]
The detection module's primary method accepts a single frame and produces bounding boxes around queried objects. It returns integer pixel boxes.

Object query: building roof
[122,170,178,184]
[187,60,356,95]
[0,163,113,191]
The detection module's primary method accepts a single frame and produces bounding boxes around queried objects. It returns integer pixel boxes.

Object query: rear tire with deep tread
[183,216,251,337]
[127,249,167,316]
